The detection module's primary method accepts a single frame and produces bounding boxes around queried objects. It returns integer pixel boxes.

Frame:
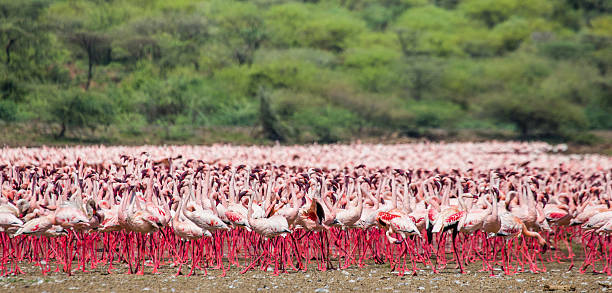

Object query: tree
[396,29,425,57]
[0,0,50,66]
[66,31,112,90]
[215,2,265,66]
[398,57,443,101]
[248,71,288,142]
[266,3,365,53]
[459,0,553,28]
[116,36,161,62]
[48,89,115,138]
[565,0,612,23]
[258,88,286,142]
[393,6,472,56]
[1,0,58,82]
[125,13,210,69]
[1,24,20,66]
[486,92,588,138]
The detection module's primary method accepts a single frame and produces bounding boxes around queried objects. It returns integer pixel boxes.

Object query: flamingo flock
[0,142,610,277]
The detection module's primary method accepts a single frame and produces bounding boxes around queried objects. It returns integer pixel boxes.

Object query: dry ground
[0,259,610,292]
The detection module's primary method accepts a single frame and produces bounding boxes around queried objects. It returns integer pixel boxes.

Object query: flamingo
[242,192,291,275]
[171,187,209,276]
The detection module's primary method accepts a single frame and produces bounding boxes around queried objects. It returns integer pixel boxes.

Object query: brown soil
[0,259,609,293]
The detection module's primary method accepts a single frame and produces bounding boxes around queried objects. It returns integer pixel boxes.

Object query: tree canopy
[0,0,610,144]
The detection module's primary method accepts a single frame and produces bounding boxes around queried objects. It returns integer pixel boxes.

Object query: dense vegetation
[1,0,611,145]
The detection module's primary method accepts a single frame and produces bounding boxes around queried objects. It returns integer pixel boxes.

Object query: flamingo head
[146,215,162,229]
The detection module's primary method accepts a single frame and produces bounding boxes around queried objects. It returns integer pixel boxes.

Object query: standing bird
[182,176,230,232]
[496,210,548,274]
[431,179,472,274]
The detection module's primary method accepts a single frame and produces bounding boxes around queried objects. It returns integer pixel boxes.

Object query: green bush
[0,100,17,121]
[266,3,366,52]
[459,0,552,28]
[359,4,394,30]
[291,106,360,143]
[538,40,595,60]
[115,112,147,136]
[586,88,612,129]
[46,89,115,137]
[343,47,401,68]
[0,0,610,146]
[405,100,464,128]
[485,92,588,138]
[493,17,531,52]
[394,5,473,56]
[250,56,330,93]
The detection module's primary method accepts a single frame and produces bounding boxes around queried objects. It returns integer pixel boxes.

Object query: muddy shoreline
[0,259,608,293]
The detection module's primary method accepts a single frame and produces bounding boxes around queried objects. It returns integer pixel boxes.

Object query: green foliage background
[1,0,610,145]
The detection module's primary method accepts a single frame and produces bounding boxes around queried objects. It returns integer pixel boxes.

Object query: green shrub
[0,0,611,146]
[291,106,360,143]
[485,92,588,138]
[116,112,147,136]
[0,100,17,121]
[360,4,395,30]
[46,89,115,137]
[266,3,366,52]
[538,41,595,60]
[493,17,531,52]
[586,90,612,129]
[405,100,463,128]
